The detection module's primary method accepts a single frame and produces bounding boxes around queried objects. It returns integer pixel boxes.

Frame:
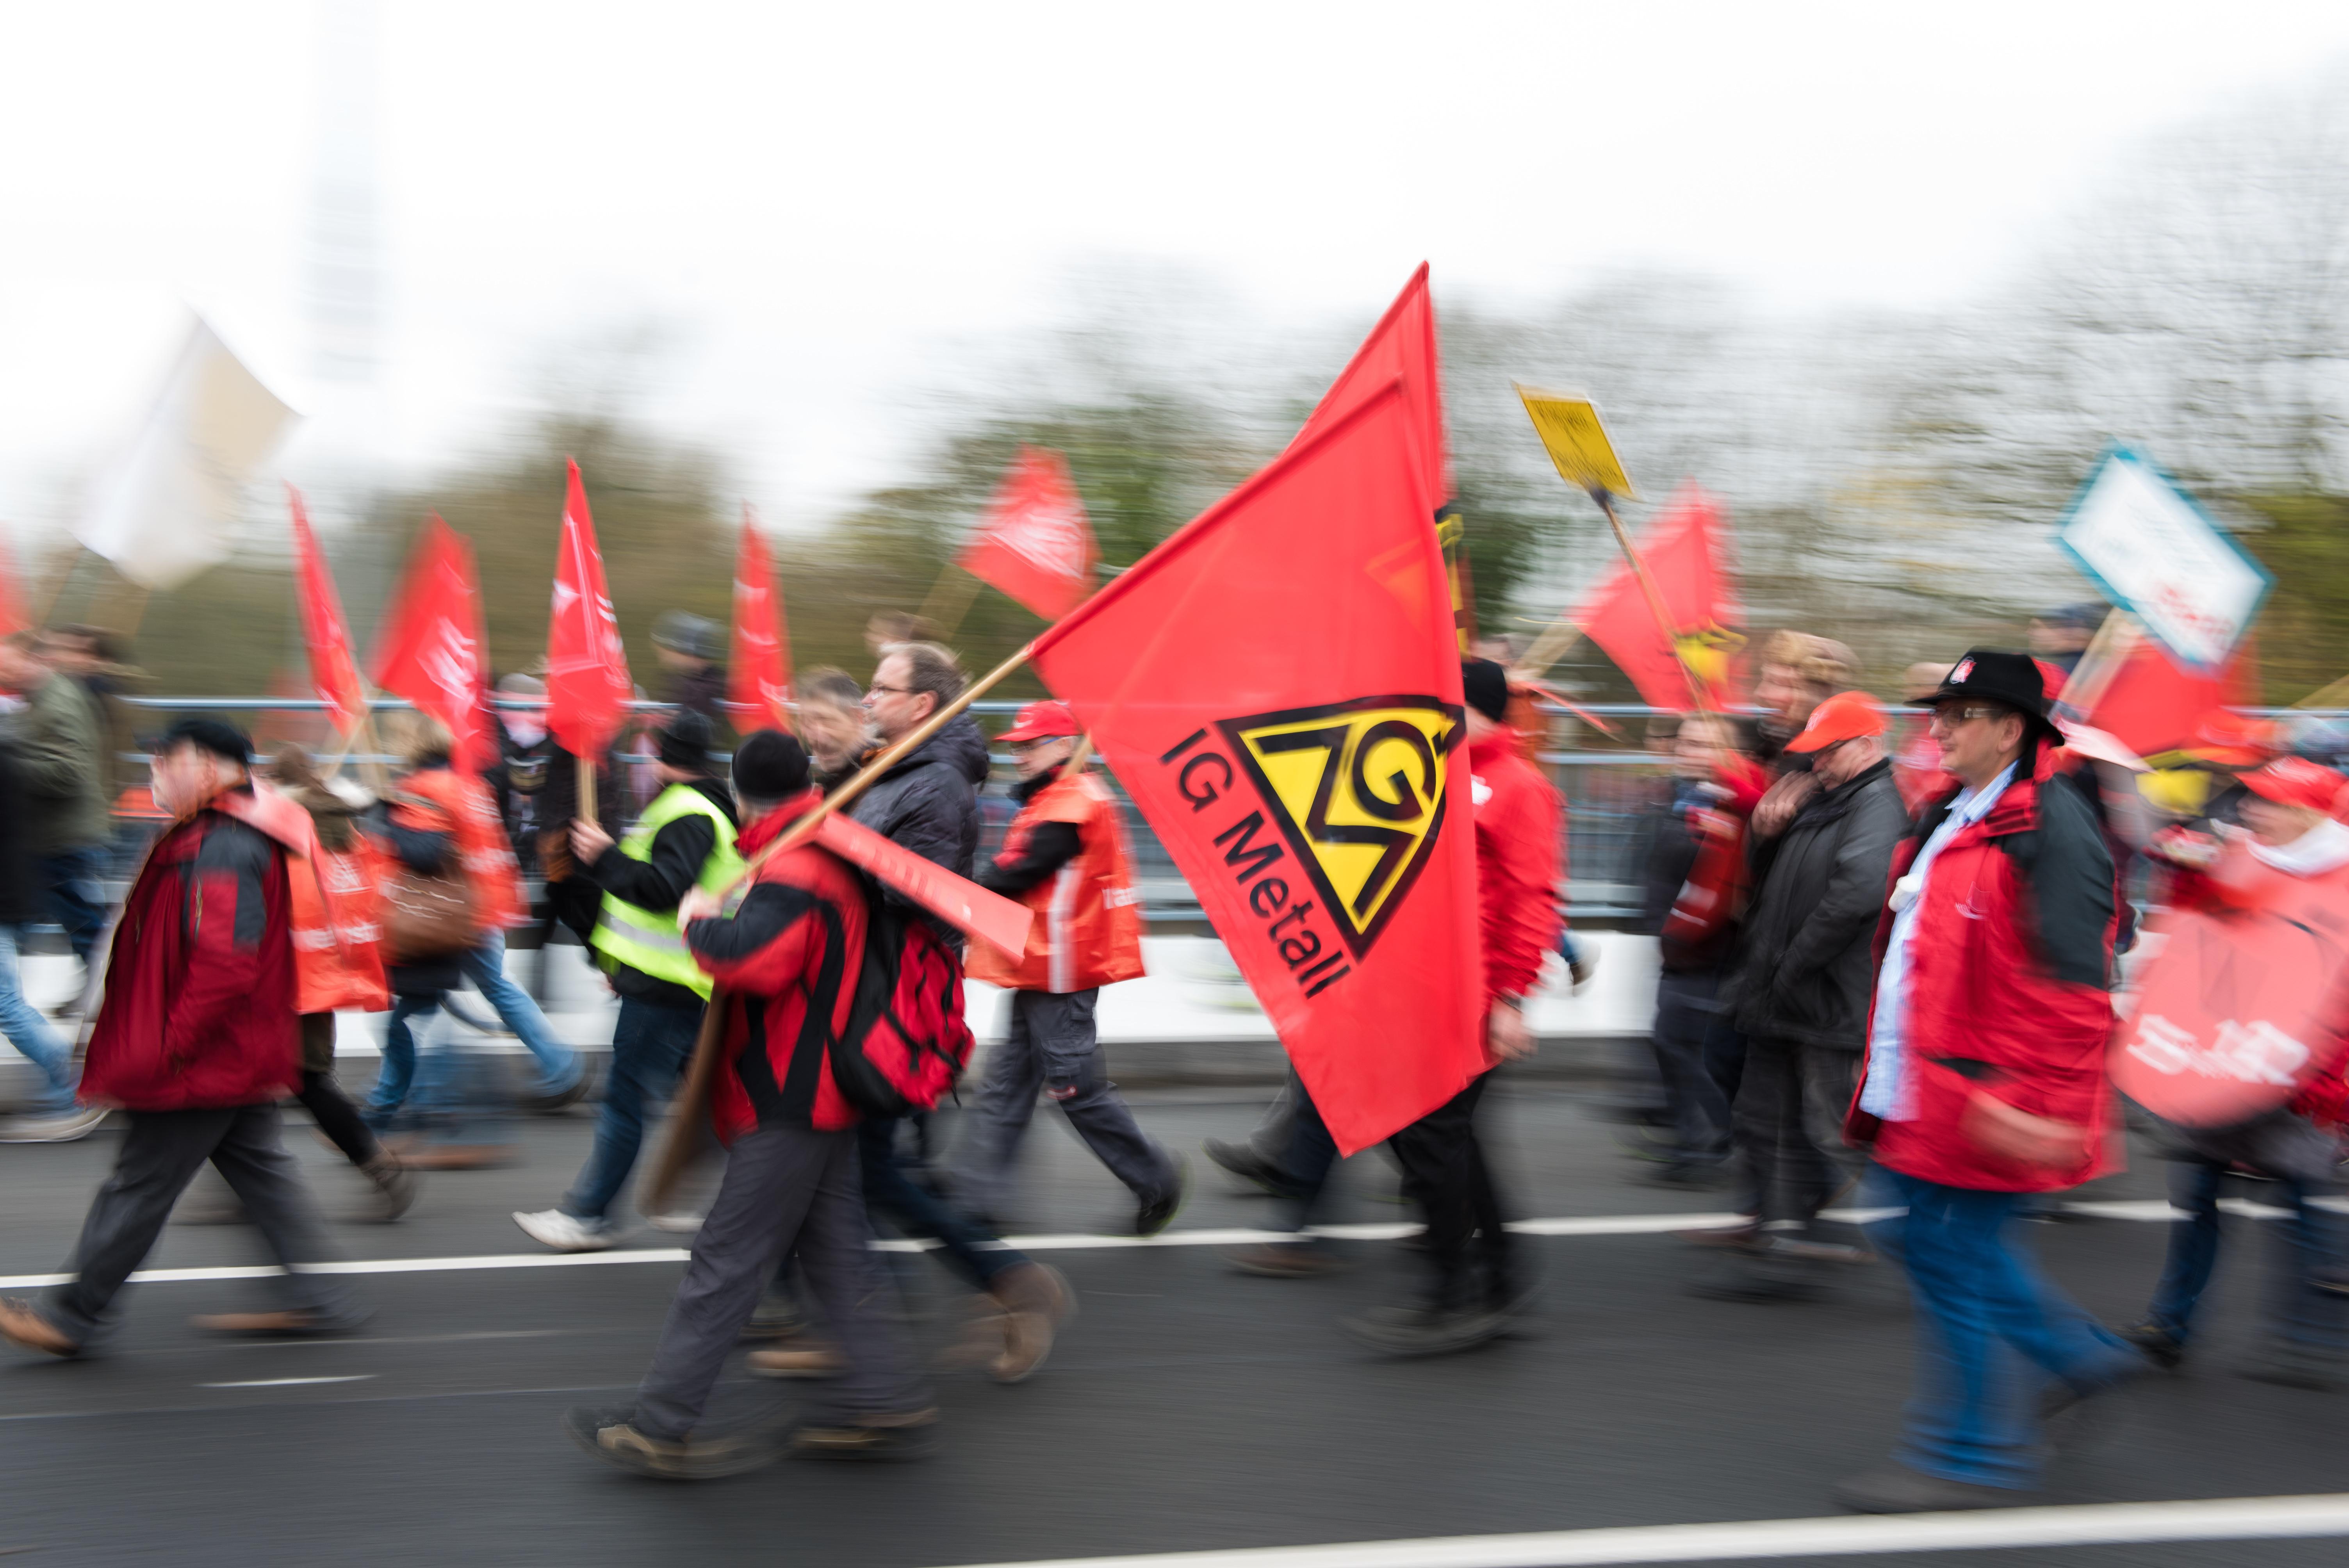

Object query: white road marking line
[0,1200,2203,1291]
[931,1493,2349,1568]
[198,1375,376,1389]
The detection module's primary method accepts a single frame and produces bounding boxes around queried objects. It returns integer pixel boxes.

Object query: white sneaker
[512,1208,616,1252]
[644,1211,705,1234]
[0,1106,109,1143]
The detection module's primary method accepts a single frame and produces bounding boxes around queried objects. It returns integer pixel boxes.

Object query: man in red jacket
[1347,658,1559,1355]
[567,732,932,1479]
[0,719,366,1356]
[1834,652,2140,1513]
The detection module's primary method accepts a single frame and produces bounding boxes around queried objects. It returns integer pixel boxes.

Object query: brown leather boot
[984,1262,1074,1384]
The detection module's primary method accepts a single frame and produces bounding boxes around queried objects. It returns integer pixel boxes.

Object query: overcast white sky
[4,0,2348,545]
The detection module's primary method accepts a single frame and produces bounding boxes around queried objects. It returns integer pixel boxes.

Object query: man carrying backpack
[567,732,934,1477]
[515,712,741,1251]
[1833,651,2139,1513]
[956,699,1184,1234]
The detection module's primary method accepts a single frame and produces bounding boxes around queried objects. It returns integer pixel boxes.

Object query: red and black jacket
[684,791,868,1142]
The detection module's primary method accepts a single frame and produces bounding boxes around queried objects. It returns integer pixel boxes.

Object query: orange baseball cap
[1000,700,1080,743]
[1782,689,1889,754]
[2241,755,2345,814]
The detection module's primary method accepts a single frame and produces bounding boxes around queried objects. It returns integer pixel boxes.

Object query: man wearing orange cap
[1699,690,1910,1300]
[955,701,1185,1234]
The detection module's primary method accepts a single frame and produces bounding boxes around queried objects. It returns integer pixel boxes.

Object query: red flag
[957,447,1097,622]
[545,459,633,757]
[1290,262,1449,506]
[372,515,492,771]
[2071,637,2258,759]
[1032,381,1479,1155]
[814,812,1032,957]
[286,485,369,735]
[1573,483,1739,711]
[0,529,28,639]
[729,506,793,730]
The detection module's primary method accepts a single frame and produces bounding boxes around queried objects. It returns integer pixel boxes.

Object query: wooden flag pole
[642,640,1035,1212]
[1590,489,1713,716]
[1511,615,1585,682]
[914,563,986,646]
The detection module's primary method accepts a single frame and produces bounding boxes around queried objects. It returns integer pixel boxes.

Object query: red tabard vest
[398,765,528,930]
[965,770,1145,994]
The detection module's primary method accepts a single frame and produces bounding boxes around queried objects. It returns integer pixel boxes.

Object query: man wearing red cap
[955,701,1185,1234]
[1698,689,1908,1301]
[2122,755,2349,1387]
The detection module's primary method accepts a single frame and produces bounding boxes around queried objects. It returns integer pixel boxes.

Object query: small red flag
[1031,382,1479,1155]
[729,506,793,731]
[957,447,1097,622]
[1289,262,1450,506]
[2072,638,2258,758]
[286,485,369,736]
[545,460,633,757]
[1574,483,1739,712]
[372,515,493,771]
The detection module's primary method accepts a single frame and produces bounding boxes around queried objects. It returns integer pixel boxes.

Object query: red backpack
[829,903,975,1116]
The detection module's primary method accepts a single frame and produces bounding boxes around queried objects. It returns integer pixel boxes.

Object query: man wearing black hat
[0,719,367,1355]
[515,711,741,1252]
[1834,652,2138,1513]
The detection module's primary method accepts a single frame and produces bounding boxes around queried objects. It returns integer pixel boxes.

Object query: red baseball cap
[2240,755,2345,814]
[1782,689,1889,753]
[1000,700,1080,744]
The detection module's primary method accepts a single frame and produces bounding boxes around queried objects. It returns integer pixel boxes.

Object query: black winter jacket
[848,714,989,882]
[1730,759,1909,1049]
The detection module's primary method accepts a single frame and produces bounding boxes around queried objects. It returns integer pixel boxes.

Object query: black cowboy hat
[1912,649,2062,742]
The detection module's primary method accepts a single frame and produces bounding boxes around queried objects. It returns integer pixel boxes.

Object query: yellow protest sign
[1515,385,1637,501]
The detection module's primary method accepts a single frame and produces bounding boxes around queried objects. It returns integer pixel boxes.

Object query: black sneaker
[2116,1319,2185,1371]
[1135,1155,1190,1237]
[564,1405,780,1480]
[1832,1464,2023,1513]
[1342,1302,1508,1358]
[1202,1138,1301,1197]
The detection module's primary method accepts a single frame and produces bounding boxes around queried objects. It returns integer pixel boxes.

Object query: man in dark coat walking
[1704,690,1908,1299]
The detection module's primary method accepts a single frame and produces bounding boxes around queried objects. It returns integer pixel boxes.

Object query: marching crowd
[0,607,2344,1511]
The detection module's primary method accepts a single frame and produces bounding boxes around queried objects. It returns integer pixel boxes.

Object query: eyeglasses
[865,683,916,699]
[1929,704,2009,731]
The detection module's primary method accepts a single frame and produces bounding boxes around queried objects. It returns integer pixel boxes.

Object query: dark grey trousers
[1732,1037,1865,1231]
[952,987,1177,1219]
[46,1104,358,1344]
[634,1123,928,1441]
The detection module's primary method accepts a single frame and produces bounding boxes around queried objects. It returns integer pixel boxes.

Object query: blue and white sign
[2057,448,2270,671]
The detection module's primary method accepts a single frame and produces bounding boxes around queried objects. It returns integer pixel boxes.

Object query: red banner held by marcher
[814,812,1032,957]
[2112,851,2349,1126]
[1290,262,1450,507]
[1574,483,1740,712]
[2070,635,2259,760]
[287,485,369,736]
[958,447,1097,623]
[730,506,793,731]
[372,515,492,771]
[1030,381,1480,1155]
[546,459,633,757]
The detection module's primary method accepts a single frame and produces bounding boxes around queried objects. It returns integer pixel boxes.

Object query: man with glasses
[1833,651,2138,1513]
[1698,691,1907,1298]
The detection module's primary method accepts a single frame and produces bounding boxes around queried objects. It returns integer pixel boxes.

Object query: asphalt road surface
[2,1076,2346,1567]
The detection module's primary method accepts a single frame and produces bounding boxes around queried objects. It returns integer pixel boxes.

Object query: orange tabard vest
[210,784,389,1015]
[398,766,528,930]
[965,770,1145,994]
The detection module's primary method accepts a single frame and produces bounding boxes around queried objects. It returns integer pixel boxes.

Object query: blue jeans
[561,994,702,1221]
[0,923,75,1114]
[364,993,510,1145]
[40,845,108,971]
[1875,1168,2139,1488]
[460,929,580,1096]
[2148,1160,2345,1353]
[857,1116,1021,1288]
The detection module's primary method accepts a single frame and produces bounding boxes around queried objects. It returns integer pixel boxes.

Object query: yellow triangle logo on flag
[1219,697,1460,957]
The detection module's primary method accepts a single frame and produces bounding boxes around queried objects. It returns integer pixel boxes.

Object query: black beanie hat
[1461,657,1510,724]
[656,709,715,772]
[731,729,810,803]
[160,716,253,766]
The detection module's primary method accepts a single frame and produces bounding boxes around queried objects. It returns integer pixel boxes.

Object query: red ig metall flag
[287,485,369,736]
[730,506,793,731]
[372,515,493,771]
[2111,849,2349,1126]
[1031,382,1480,1154]
[958,447,1097,622]
[546,459,633,757]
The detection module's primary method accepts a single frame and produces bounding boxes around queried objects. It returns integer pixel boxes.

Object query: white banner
[74,317,300,590]
[2057,449,2268,671]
